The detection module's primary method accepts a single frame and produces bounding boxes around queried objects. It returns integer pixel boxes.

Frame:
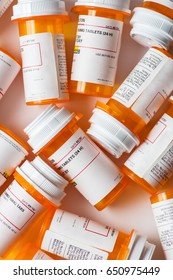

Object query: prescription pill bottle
[0,49,21,100]
[69,0,131,97]
[35,209,155,260]
[150,187,173,259]
[130,7,173,49]
[24,105,129,211]
[15,243,53,260]
[11,0,69,105]
[0,0,14,17]
[143,0,173,19]
[0,157,67,257]
[122,99,173,194]
[87,47,173,158]
[0,124,29,187]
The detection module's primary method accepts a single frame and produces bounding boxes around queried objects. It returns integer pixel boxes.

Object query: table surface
[1,0,173,260]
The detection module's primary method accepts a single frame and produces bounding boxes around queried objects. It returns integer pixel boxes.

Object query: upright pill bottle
[24,105,129,211]
[0,0,14,17]
[36,209,155,260]
[11,0,69,105]
[15,243,53,260]
[0,156,67,257]
[0,124,29,187]
[69,0,131,97]
[150,187,173,259]
[87,47,173,158]
[130,0,173,49]
[0,49,21,100]
[122,99,173,194]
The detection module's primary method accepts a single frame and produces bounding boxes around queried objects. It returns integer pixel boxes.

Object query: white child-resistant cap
[87,107,140,158]
[24,105,75,153]
[16,160,66,206]
[12,0,68,20]
[130,7,173,50]
[74,0,131,13]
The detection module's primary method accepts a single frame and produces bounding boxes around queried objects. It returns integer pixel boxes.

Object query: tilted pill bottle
[24,105,129,211]
[143,0,173,19]
[0,0,14,17]
[122,98,173,194]
[0,49,21,101]
[36,209,155,260]
[87,47,173,158]
[0,157,67,257]
[150,187,173,259]
[15,243,53,260]
[0,124,29,187]
[11,0,69,105]
[69,0,131,97]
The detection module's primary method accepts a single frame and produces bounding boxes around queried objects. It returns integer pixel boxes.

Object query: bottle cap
[74,0,131,14]
[12,0,68,20]
[87,107,139,158]
[24,105,75,153]
[16,160,66,206]
[130,7,173,50]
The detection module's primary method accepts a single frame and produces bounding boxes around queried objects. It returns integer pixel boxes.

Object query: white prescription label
[49,128,123,205]
[0,0,13,17]
[0,50,20,99]
[0,129,28,186]
[0,180,43,255]
[71,15,123,86]
[33,250,53,260]
[144,0,173,9]
[125,113,173,188]
[41,230,108,260]
[49,209,118,252]
[20,33,68,102]
[112,48,173,123]
[151,198,173,259]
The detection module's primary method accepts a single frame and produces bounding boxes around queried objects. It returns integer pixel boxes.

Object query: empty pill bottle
[0,0,14,17]
[122,98,173,194]
[130,7,173,49]
[150,187,173,259]
[69,0,131,97]
[0,124,29,187]
[0,156,67,257]
[15,243,53,260]
[0,49,21,101]
[35,208,155,260]
[24,105,129,211]
[87,47,173,158]
[11,0,69,105]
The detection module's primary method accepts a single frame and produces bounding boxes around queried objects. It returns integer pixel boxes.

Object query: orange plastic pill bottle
[0,124,29,187]
[15,243,53,260]
[11,0,69,105]
[122,99,173,194]
[87,47,173,158]
[69,0,131,97]
[0,49,21,100]
[24,105,129,211]
[150,187,173,259]
[35,208,155,260]
[143,0,173,19]
[0,156,67,257]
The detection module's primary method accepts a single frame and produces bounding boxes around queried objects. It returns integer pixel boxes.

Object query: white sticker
[49,209,118,252]
[0,129,28,186]
[20,33,68,102]
[0,180,44,255]
[112,48,173,123]
[125,113,173,187]
[0,50,20,99]
[41,230,108,260]
[151,198,173,259]
[71,15,123,86]
[49,128,123,205]
[144,0,173,9]
[0,0,13,17]
[33,250,53,260]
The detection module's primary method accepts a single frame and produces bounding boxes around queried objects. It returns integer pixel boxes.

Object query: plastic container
[122,99,173,194]
[24,105,129,211]
[11,0,69,105]
[69,0,131,97]
[36,208,155,260]
[130,5,173,49]
[0,0,14,17]
[87,47,173,158]
[0,124,29,187]
[0,49,21,100]
[0,156,67,257]
[150,187,173,259]
[15,243,53,260]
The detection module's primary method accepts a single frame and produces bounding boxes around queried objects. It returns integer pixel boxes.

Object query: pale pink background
[1,0,173,260]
